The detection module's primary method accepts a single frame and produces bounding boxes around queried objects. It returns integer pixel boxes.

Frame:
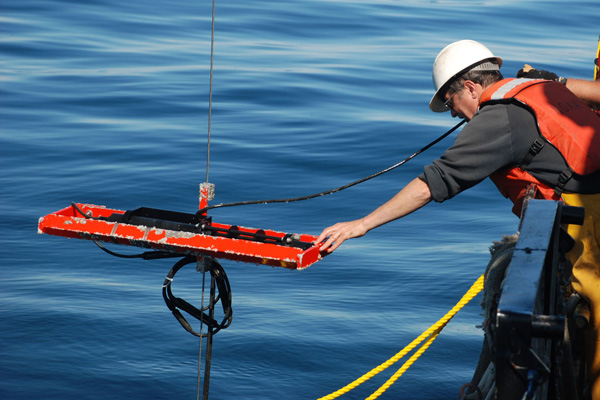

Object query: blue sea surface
[2,1,598,399]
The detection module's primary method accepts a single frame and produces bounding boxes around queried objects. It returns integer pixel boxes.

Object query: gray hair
[446,69,504,97]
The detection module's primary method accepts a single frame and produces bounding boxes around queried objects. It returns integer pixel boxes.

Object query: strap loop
[162,256,232,337]
[520,137,545,170]
[554,168,574,197]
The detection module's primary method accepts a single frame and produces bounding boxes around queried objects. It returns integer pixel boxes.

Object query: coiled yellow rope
[318,274,485,400]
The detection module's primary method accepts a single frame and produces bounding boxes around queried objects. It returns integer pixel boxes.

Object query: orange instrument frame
[38,203,326,270]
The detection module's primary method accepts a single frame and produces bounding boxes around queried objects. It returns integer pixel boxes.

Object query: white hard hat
[429,40,502,113]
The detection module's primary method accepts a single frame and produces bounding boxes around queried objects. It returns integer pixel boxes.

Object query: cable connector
[200,182,215,201]
[199,182,215,212]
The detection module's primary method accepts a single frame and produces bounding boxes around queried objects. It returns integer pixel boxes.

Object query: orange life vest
[479,78,600,215]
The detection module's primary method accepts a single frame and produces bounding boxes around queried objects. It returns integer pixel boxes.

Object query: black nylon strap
[162,256,232,337]
[520,137,545,170]
[554,168,574,197]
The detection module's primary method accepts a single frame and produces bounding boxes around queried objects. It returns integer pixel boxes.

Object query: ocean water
[2,1,598,399]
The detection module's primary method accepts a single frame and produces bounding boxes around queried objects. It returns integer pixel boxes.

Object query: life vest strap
[554,168,574,197]
[520,137,546,170]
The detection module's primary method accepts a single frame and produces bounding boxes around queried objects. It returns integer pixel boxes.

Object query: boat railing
[494,199,585,399]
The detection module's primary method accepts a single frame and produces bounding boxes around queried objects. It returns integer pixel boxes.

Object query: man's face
[443,81,480,121]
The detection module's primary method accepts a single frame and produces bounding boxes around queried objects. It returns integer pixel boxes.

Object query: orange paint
[38,203,326,270]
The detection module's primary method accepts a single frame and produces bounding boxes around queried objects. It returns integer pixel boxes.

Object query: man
[316,40,600,397]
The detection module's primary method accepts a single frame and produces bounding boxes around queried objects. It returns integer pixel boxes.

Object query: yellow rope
[594,34,600,81]
[365,325,444,400]
[317,274,484,400]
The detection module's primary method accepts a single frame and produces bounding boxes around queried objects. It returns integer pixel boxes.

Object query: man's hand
[517,64,565,83]
[315,177,433,253]
[315,219,368,253]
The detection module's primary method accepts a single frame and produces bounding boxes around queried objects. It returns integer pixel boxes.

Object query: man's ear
[464,80,480,99]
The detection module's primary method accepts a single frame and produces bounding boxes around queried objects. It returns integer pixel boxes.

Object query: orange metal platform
[38,203,326,270]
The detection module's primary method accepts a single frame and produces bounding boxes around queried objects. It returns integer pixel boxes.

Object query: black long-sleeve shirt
[420,102,600,203]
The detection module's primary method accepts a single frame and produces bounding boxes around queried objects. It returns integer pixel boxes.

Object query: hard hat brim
[429,57,502,113]
[430,92,451,113]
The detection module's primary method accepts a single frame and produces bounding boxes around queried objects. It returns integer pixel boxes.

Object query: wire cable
[200,0,217,394]
[70,202,184,260]
[198,119,466,214]
[205,0,216,183]
[197,258,208,400]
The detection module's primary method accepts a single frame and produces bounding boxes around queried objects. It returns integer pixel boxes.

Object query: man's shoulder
[474,102,535,127]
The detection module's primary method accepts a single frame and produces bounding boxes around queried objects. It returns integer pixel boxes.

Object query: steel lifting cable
[196,1,217,399]
[197,257,207,400]
[205,0,216,183]
[197,0,465,215]
[317,274,484,400]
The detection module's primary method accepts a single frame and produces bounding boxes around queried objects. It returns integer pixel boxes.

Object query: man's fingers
[316,221,357,252]
[315,231,329,246]
[326,238,342,252]
[315,223,340,244]
[319,230,346,252]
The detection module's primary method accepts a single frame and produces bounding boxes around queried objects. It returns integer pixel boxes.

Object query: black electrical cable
[198,119,466,214]
[70,205,234,337]
[71,202,183,260]
[71,120,465,259]
[92,240,182,260]
[71,202,94,219]
[162,255,232,337]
